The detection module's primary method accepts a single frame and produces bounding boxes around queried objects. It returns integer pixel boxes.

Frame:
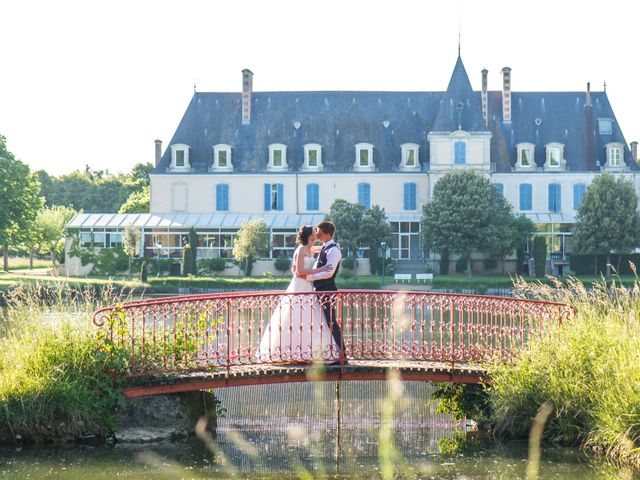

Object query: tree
[421,171,514,277]
[129,162,154,186]
[233,219,270,276]
[119,186,150,213]
[0,135,43,271]
[511,215,535,275]
[33,205,77,268]
[573,173,640,277]
[327,199,365,252]
[533,236,547,278]
[359,205,392,275]
[122,224,141,277]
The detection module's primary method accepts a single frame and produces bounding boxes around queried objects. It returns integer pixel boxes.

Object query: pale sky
[1,0,638,176]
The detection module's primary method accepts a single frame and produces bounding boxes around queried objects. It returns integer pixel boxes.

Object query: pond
[0,381,625,479]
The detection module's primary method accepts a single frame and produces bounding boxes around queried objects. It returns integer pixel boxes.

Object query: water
[0,382,628,479]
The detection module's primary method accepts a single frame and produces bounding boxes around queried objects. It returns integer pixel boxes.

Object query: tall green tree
[119,186,150,213]
[421,171,514,277]
[233,219,270,276]
[36,205,76,267]
[359,205,392,275]
[0,135,43,271]
[327,199,365,257]
[573,173,640,277]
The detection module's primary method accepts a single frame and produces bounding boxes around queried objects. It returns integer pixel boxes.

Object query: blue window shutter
[404,183,416,210]
[454,141,466,165]
[307,183,319,211]
[495,183,504,196]
[573,184,585,210]
[358,183,371,209]
[216,184,222,210]
[264,183,271,211]
[548,183,561,212]
[222,184,229,211]
[520,183,532,211]
[276,183,284,211]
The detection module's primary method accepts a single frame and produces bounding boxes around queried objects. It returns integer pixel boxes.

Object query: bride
[257,225,340,363]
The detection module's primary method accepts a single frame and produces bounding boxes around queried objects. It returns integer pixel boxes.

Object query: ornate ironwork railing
[93,290,574,376]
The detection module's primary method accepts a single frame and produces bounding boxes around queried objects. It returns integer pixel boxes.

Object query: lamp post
[155,241,162,277]
[379,242,387,288]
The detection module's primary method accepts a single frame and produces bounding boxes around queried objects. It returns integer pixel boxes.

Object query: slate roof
[154,57,632,175]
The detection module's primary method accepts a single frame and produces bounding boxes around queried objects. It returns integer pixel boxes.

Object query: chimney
[481,68,488,127]
[585,82,592,107]
[632,141,638,164]
[242,69,253,125]
[501,67,512,124]
[154,139,162,167]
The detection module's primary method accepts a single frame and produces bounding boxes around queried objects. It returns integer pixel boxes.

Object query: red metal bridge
[93,290,573,399]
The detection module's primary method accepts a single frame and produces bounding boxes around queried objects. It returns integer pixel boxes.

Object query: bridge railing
[93,290,574,376]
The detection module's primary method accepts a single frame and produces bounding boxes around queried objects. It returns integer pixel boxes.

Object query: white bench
[394,273,412,283]
[416,273,434,283]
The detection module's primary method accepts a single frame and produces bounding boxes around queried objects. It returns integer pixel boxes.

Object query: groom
[304,221,345,363]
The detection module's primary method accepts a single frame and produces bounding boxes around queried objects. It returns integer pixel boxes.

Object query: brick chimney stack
[632,141,638,164]
[481,68,488,127]
[242,69,253,125]
[501,67,512,124]
[154,139,162,167]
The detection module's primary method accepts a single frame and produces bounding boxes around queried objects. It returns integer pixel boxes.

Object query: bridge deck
[122,360,488,398]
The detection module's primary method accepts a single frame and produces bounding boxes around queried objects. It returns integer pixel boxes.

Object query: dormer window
[605,143,625,170]
[516,143,536,170]
[400,144,420,170]
[212,144,233,172]
[544,143,566,170]
[303,144,323,170]
[354,143,374,171]
[170,144,191,170]
[268,144,288,170]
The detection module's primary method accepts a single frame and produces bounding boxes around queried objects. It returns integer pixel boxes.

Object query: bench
[394,273,412,283]
[416,273,434,283]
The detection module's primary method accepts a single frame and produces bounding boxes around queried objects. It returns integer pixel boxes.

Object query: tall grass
[489,275,640,468]
[0,284,132,443]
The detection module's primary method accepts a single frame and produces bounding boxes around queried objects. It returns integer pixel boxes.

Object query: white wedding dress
[257,249,340,362]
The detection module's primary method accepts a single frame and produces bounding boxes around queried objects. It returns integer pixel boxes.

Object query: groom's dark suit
[312,242,344,358]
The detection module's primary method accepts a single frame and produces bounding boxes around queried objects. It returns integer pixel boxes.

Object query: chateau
[67,55,638,275]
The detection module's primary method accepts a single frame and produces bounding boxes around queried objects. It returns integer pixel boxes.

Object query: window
[357,183,371,209]
[494,183,504,196]
[271,228,297,258]
[401,143,420,170]
[196,229,235,258]
[516,143,535,169]
[598,118,613,135]
[264,183,284,211]
[306,183,319,211]
[573,183,586,210]
[170,144,190,170]
[545,143,564,169]
[354,143,374,171]
[403,183,417,210]
[548,183,561,212]
[268,144,288,170]
[303,144,323,170]
[519,183,532,211]
[608,145,622,167]
[216,184,229,211]
[454,141,466,165]
[213,144,233,171]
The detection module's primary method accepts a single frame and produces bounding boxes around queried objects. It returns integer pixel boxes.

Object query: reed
[489,274,640,468]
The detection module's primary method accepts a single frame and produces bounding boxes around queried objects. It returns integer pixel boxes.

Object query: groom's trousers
[315,285,344,359]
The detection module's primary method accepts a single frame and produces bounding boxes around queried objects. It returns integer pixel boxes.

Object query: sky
[1,0,639,176]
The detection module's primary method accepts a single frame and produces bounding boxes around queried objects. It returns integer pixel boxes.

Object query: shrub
[533,236,547,278]
[439,251,450,275]
[482,257,498,271]
[455,255,468,273]
[274,255,291,275]
[341,257,356,270]
[198,258,228,275]
[140,260,148,282]
[339,268,353,280]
